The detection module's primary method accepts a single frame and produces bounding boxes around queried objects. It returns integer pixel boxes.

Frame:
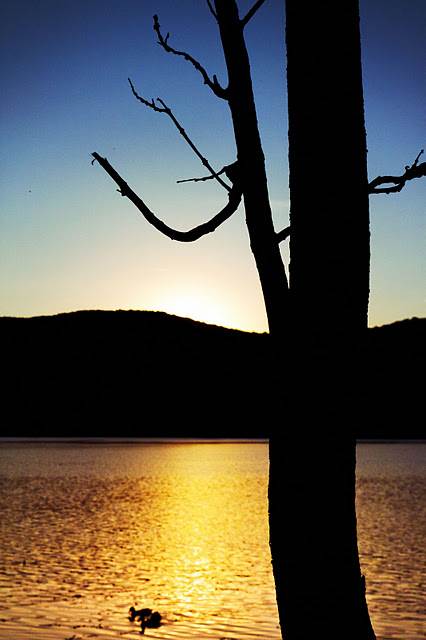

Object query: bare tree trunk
[269,1,375,638]
[286,0,370,336]
[214,0,290,337]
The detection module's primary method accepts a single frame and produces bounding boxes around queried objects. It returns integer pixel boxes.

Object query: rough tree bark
[268,1,376,638]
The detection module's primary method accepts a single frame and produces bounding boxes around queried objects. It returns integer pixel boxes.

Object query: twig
[241,0,267,28]
[368,150,426,194]
[153,14,227,99]
[91,153,242,242]
[177,174,220,185]
[177,162,239,189]
[128,78,231,192]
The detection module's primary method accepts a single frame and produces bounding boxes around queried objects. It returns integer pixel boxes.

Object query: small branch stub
[276,226,291,244]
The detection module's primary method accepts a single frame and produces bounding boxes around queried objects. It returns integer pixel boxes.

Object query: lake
[0,440,424,640]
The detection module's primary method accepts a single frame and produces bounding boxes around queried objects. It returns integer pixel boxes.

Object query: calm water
[0,441,424,640]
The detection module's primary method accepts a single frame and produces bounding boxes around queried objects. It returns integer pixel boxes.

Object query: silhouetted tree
[92,1,425,638]
[269,1,374,638]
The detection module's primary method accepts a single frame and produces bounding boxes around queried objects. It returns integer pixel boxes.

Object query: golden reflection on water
[127,444,277,628]
[0,442,425,640]
[0,442,280,639]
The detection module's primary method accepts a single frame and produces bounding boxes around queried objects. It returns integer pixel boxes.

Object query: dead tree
[93,1,289,337]
[92,2,424,638]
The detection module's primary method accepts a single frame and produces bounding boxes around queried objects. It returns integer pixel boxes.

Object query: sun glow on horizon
[134,277,270,333]
[150,292,238,329]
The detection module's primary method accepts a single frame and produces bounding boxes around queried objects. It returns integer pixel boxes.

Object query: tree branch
[153,14,228,99]
[206,0,218,21]
[91,153,242,242]
[128,78,231,192]
[368,150,426,194]
[241,0,267,28]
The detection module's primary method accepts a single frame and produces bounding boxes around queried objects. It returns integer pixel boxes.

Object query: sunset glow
[0,0,424,329]
[152,291,235,328]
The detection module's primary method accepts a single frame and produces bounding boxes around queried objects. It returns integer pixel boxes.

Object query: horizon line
[0,307,424,333]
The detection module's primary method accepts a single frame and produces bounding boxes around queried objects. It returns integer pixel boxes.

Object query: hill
[1,311,424,439]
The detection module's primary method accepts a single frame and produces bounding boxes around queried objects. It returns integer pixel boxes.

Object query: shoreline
[1,438,425,444]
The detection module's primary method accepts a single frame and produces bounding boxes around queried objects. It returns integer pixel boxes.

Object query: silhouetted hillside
[362,316,424,440]
[1,311,424,438]
[1,310,270,438]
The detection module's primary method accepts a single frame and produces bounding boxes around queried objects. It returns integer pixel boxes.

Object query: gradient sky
[1,0,424,332]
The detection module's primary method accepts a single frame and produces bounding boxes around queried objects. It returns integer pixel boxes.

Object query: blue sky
[1,0,424,332]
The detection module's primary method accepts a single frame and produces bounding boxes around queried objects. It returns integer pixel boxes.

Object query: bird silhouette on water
[128,606,162,634]
[129,606,152,622]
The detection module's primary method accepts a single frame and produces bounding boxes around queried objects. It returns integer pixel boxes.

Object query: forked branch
[153,14,228,99]
[91,153,242,242]
[368,150,426,194]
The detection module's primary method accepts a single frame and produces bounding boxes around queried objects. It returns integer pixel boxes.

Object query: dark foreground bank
[1,310,424,438]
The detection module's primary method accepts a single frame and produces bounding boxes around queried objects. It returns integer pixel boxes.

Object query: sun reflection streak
[0,442,281,639]
[127,444,274,624]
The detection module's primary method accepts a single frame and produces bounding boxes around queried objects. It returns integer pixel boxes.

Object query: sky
[1,0,424,333]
